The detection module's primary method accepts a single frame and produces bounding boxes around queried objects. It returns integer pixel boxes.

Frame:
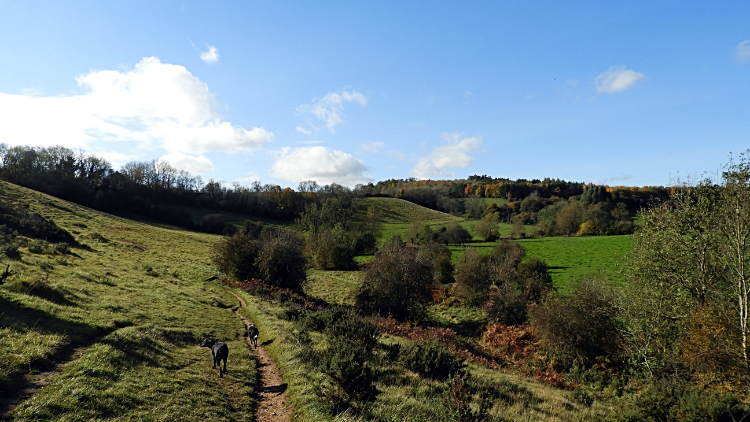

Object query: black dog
[199,337,228,377]
[247,324,259,348]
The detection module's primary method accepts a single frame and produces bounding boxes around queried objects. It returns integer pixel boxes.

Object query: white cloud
[595,65,645,93]
[297,89,367,134]
[0,57,272,154]
[735,40,750,61]
[361,141,384,152]
[295,126,312,135]
[270,146,371,187]
[236,173,261,184]
[158,152,214,174]
[200,45,220,63]
[410,132,482,179]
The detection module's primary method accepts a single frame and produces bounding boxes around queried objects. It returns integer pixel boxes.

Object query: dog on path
[247,324,259,348]
[199,337,229,377]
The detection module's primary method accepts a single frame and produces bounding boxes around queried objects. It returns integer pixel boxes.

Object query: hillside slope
[0,181,256,421]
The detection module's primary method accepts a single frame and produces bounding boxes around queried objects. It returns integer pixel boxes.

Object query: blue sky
[0,1,748,188]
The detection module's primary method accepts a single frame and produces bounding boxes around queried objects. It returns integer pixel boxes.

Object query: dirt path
[225,289,292,422]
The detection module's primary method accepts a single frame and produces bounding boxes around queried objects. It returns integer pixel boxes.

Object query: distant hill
[356,197,462,225]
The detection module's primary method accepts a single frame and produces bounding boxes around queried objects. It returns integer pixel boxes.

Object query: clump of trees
[211,226,306,289]
[620,153,750,387]
[298,183,380,271]
[452,241,553,325]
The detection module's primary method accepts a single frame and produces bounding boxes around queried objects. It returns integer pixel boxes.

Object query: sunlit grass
[0,181,257,420]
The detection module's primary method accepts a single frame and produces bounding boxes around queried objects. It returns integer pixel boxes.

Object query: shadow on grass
[0,294,110,409]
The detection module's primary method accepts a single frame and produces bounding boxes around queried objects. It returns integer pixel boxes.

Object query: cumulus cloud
[595,65,645,93]
[295,126,312,135]
[297,89,367,134]
[200,45,220,63]
[158,152,214,174]
[0,57,272,153]
[410,132,482,179]
[736,40,750,61]
[270,146,371,186]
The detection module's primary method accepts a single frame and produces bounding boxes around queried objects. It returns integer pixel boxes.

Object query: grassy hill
[0,181,256,421]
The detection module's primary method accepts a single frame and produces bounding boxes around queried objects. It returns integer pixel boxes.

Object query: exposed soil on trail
[226,290,292,422]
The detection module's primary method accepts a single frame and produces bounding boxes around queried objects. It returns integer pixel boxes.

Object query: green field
[518,235,632,291]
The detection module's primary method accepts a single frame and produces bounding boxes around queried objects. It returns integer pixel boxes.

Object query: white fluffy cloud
[0,57,272,153]
[158,152,214,174]
[200,46,220,63]
[736,40,750,61]
[595,65,645,93]
[297,89,367,134]
[270,146,371,186]
[410,132,482,179]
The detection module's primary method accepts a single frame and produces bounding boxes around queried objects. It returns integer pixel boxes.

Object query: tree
[625,152,750,374]
[475,212,499,241]
[453,248,493,305]
[356,236,433,320]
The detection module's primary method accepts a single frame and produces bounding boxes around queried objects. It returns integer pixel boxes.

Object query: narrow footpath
[226,289,292,422]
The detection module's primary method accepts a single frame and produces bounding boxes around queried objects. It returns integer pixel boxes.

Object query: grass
[0,181,257,420]
[518,235,632,292]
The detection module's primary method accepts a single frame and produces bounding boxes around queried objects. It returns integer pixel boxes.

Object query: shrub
[612,379,750,422]
[211,227,306,289]
[529,278,621,368]
[306,226,356,270]
[453,248,493,305]
[356,236,433,321]
[255,227,306,289]
[514,257,553,303]
[3,244,20,259]
[398,340,464,380]
[418,242,454,284]
[441,372,493,422]
[211,232,262,281]
[308,306,381,411]
[54,242,70,254]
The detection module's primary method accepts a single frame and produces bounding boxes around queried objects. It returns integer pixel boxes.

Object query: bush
[399,340,464,380]
[202,214,236,235]
[611,379,750,422]
[211,232,262,281]
[418,242,454,284]
[211,227,306,289]
[307,306,381,411]
[453,248,493,305]
[255,228,306,289]
[356,236,433,321]
[306,226,356,270]
[529,278,621,368]
[3,244,20,259]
